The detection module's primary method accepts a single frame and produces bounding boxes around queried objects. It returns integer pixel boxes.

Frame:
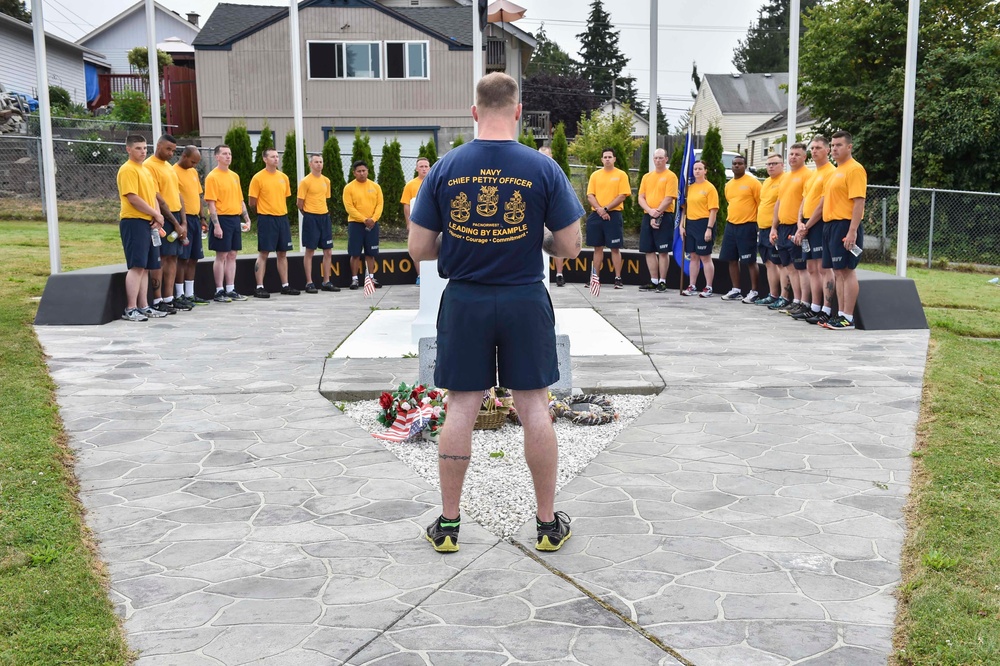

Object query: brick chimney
[186,12,200,26]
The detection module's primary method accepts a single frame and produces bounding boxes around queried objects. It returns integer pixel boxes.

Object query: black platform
[34,249,927,330]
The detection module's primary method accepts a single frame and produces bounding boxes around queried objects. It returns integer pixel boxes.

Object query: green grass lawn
[0,219,998,664]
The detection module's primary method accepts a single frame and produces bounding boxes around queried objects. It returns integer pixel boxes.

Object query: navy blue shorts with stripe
[302,212,333,250]
[119,218,160,270]
[208,215,243,253]
[257,214,294,252]
[718,222,757,263]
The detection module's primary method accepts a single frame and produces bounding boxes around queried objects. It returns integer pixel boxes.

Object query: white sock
[556,273,563,278]
[226,284,234,292]
[352,276,358,282]
[163,296,173,303]
[839,310,846,317]
[811,304,821,312]
[257,284,264,289]
[792,299,800,304]
[153,298,161,305]
[282,283,289,288]
[844,313,854,322]
[185,280,194,297]
[175,284,184,297]
[822,306,831,315]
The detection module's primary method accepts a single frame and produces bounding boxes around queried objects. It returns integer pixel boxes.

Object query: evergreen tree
[0,0,30,21]
[518,130,538,149]
[423,138,438,165]
[378,139,406,227]
[451,134,465,149]
[637,138,650,184]
[576,0,641,111]
[322,134,348,224]
[656,100,669,136]
[224,120,254,208]
[526,23,577,77]
[350,128,375,181]
[252,120,274,175]
[669,144,684,179]
[733,0,823,73]
[700,125,728,240]
[551,122,571,178]
[522,73,599,138]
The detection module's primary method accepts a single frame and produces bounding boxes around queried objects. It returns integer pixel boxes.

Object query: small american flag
[589,266,600,297]
[372,403,435,442]
[364,273,376,298]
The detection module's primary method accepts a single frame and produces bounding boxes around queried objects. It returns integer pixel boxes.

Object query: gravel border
[342,394,654,538]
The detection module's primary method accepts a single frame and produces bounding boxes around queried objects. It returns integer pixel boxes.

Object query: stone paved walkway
[35,282,929,665]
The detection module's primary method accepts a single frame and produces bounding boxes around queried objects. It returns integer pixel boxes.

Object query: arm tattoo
[439,454,471,461]
[542,230,555,254]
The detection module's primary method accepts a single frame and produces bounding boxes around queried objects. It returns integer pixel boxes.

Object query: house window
[308,41,380,79]
[750,140,755,165]
[386,41,428,79]
[762,138,769,159]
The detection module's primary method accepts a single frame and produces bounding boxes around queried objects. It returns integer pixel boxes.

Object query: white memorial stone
[411,259,448,343]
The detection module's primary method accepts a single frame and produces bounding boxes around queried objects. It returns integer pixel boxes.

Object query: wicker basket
[474,396,512,430]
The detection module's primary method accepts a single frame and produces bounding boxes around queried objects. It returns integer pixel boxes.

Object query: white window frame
[307,40,382,81]
[384,40,430,81]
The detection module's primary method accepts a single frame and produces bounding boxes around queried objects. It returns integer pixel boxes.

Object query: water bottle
[181,235,190,246]
[849,244,863,257]
[150,228,162,247]
[801,238,811,253]
[166,230,179,242]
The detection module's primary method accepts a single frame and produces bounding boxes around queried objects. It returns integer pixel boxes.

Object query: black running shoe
[254,286,270,299]
[168,298,193,311]
[321,282,341,292]
[372,278,382,289]
[613,277,624,289]
[350,280,359,290]
[792,307,816,320]
[805,311,830,326]
[304,283,318,294]
[639,282,656,291]
[281,286,301,295]
[536,511,572,552]
[153,301,177,315]
[556,275,565,287]
[425,516,460,553]
[188,294,211,306]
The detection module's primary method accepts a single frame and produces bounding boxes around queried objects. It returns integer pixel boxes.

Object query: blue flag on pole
[672,129,697,273]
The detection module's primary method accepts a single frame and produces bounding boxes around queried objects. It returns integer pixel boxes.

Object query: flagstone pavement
[35,282,929,665]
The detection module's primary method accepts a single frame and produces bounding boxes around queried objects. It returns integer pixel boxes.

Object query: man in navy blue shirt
[410,72,583,554]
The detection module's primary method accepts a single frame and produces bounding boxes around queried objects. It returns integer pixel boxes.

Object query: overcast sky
[39,0,766,125]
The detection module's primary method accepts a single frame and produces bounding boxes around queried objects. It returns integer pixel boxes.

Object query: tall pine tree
[1,0,31,21]
[551,122,571,178]
[733,0,823,73]
[322,134,347,224]
[350,128,375,181]
[526,23,577,77]
[378,139,405,227]
[701,125,728,240]
[252,120,274,175]
[576,0,643,113]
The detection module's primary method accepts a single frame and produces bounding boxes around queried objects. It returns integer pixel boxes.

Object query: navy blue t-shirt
[410,140,584,285]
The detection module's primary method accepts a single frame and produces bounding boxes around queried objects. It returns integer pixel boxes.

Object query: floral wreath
[377,382,446,439]
[549,394,618,426]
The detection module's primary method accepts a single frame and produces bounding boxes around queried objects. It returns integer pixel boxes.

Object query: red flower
[378,392,393,410]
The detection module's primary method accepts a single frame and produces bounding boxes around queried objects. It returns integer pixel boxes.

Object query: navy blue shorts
[804,223,824,261]
[180,215,204,261]
[822,219,863,270]
[638,214,672,253]
[302,212,333,250]
[585,211,624,249]
[159,214,184,257]
[347,222,379,257]
[435,280,557,391]
[684,218,714,256]
[758,228,778,264]
[257,214,293,253]
[775,223,799,266]
[208,215,242,253]
[119,218,161,270]
[718,222,757,263]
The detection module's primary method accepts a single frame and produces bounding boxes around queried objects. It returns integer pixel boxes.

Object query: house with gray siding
[193,0,536,157]
[0,12,109,106]
[690,73,798,157]
[78,0,201,75]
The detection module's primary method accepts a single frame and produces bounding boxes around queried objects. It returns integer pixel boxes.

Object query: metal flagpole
[896,0,920,277]
[31,0,60,274]
[145,0,162,141]
[289,0,306,249]
[473,1,482,138]
[786,0,800,160]
[647,0,657,171]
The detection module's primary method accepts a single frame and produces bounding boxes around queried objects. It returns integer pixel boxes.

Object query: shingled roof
[193,3,286,48]
[748,104,816,137]
[704,73,790,114]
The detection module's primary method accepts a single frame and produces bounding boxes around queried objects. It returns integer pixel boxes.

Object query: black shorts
[775,223,799,267]
[159,214,184,257]
[435,280,557,391]
[718,222,757,263]
[119,218,160,270]
[257,214,294,253]
[758,228,778,264]
[208,215,243,253]
[179,215,204,261]
[804,223,824,261]
[347,222,379,257]
[585,211,624,249]
[638,214,672,253]
[302,212,333,250]
[822,219,863,270]
[684,218,714,256]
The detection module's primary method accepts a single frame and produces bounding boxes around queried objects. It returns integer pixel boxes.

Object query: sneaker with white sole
[121,308,148,322]
[741,290,759,304]
[213,289,232,303]
[699,286,714,298]
[681,284,697,296]
[140,306,168,318]
[721,288,743,301]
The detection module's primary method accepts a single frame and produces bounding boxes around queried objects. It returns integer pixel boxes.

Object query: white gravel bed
[342,394,654,538]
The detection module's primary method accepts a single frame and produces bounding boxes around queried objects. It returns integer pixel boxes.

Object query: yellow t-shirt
[823,158,867,222]
[401,177,423,205]
[298,173,331,214]
[724,175,762,224]
[343,178,383,223]
[173,163,203,216]
[776,167,813,225]
[587,167,631,211]
[204,168,243,216]
[249,169,291,216]
[803,162,835,220]
[638,169,679,213]
[683,180,719,220]
[757,174,783,229]
[117,160,158,221]
[143,155,181,212]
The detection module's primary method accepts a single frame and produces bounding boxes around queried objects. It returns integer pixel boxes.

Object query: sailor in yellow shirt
[752,155,785,305]
[249,148,298,297]
[144,134,190,314]
[719,155,763,301]
[679,160,720,297]
[173,146,210,306]
[637,148,678,292]
[204,144,252,302]
[401,156,430,285]
[116,134,164,321]
[298,154,338,293]
[586,148,631,288]
[804,130,868,330]
[793,135,838,325]
[769,143,812,312]
[343,160,384,289]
